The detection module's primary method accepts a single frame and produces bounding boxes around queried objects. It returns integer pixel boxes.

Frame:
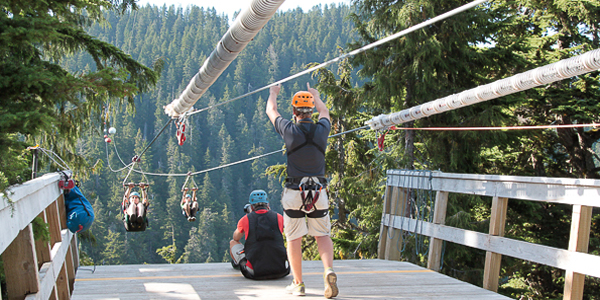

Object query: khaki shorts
[281,186,331,241]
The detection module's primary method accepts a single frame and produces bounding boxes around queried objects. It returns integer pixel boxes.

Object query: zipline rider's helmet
[292,91,314,114]
[130,192,141,199]
[249,190,268,205]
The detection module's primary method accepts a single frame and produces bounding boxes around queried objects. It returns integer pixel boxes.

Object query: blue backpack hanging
[64,185,95,233]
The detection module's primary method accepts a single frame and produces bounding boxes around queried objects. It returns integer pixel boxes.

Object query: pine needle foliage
[0,0,162,190]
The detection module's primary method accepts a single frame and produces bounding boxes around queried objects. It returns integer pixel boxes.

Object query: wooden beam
[378,185,393,259]
[384,187,404,261]
[563,205,592,300]
[382,214,600,278]
[427,191,448,271]
[386,170,600,207]
[46,201,62,245]
[56,264,70,300]
[70,235,79,271]
[24,230,74,300]
[1,172,70,255]
[34,212,51,270]
[66,246,76,292]
[57,194,67,230]
[483,197,508,292]
[2,224,40,300]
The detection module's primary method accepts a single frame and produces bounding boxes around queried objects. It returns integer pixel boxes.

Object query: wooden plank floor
[71,259,512,299]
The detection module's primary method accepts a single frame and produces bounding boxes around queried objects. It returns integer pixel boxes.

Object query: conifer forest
[2,0,600,299]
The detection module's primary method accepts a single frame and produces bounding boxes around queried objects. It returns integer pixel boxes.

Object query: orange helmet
[291,91,315,108]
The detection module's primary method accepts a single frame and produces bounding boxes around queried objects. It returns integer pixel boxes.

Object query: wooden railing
[378,170,600,300]
[1,172,79,300]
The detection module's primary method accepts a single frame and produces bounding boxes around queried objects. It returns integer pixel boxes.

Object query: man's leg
[287,237,303,284]
[183,203,191,218]
[229,241,244,266]
[316,235,338,298]
[191,202,198,216]
[315,235,334,269]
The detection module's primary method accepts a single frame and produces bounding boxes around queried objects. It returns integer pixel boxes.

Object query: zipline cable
[112,139,129,169]
[133,118,173,162]
[36,147,71,171]
[104,136,134,173]
[112,0,488,175]
[123,124,372,177]
[184,0,489,117]
[117,121,591,178]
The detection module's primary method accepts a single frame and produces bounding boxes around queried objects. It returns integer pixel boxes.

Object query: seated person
[123,183,149,225]
[181,188,199,222]
[230,190,290,280]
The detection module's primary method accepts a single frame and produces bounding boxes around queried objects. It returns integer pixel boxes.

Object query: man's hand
[270,84,281,95]
[307,82,330,121]
[307,82,319,99]
[266,84,282,125]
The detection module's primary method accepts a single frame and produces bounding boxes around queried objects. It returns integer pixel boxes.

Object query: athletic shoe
[324,268,338,298]
[286,281,305,296]
[187,216,193,222]
[137,215,144,225]
[190,216,196,221]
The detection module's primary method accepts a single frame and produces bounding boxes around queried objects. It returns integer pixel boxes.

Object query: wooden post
[483,196,508,292]
[2,224,40,300]
[427,191,448,271]
[378,185,393,259]
[70,235,80,271]
[56,264,70,300]
[46,201,62,245]
[384,187,404,261]
[57,194,67,230]
[66,246,76,292]
[34,212,51,270]
[563,205,592,300]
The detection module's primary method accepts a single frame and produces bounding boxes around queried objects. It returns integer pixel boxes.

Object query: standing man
[230,190,289,280]
[266,83,338,298]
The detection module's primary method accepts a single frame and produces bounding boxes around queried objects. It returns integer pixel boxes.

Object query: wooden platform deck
[71,259,512,299]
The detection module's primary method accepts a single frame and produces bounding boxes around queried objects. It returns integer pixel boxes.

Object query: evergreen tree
[0,0,162,191]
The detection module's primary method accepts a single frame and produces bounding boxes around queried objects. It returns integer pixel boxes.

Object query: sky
[136,0,352,21]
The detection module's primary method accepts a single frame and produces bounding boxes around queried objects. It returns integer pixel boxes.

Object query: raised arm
[141,186,149,206]
[266,84,282,125]
[307,82,330,121]
[123,185,132,201]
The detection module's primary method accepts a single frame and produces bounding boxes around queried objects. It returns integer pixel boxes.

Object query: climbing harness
[284,177,329,219]
[298,177,322,213]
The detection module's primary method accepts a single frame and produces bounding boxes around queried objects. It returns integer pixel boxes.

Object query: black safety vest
[286,122,326,157]
[243,210,289,280]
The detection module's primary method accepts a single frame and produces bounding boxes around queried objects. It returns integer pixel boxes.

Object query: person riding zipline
[122,183,149,230]
[181,188,199,222]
